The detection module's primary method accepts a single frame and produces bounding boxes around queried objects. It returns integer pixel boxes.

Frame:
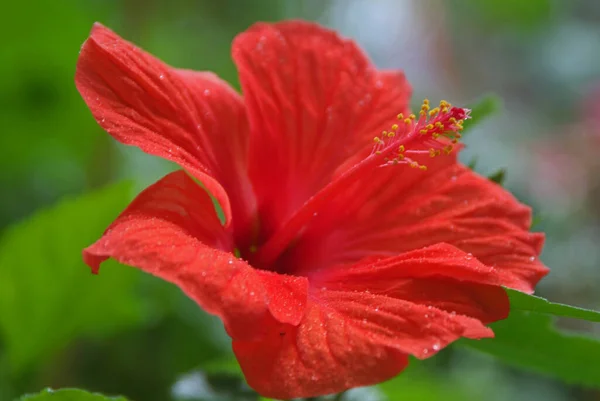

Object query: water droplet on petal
[529,256,536,262]
[422,349,429,355]
[432,343,441,351]
[159,74,164,80]
[465,253,473,260]
[203,89,211,96]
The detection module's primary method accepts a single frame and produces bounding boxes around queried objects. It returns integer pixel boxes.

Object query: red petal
[75,23,253,231]
[316,243,510,324]
[83,171,307,339]
[233,288,489,399]
[232,244,505,399]
[233,297,409,399]
[232,21,410,240]
[290,153,548,293]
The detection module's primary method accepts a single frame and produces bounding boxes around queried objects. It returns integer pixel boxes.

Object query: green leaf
[507,289,600,322]
[461,94,502,134]
[450,0,555,32]
[460,290,600,387]
[0,182,144,374]
[18,388,128,400]
[462,310,600,387]
[530,213,543,229]
[378,359,485,401]
[467,156,478,170]
[487,169,506,185]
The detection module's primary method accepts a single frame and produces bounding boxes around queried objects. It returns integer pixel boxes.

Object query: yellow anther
[444,145,454,155]
[429,107,440,117]
[419,129,428,135]
[392,158,399,165]
[429,148,439,158]
[388,132,395,137]
[398,154,405,160]
[419,165,428,171]
[426,124,434,130]
[435,122,444,128]
[409,114,416,120]
[423,98,430,105]
[449,117,457,123]
[441,107,449,114]
[382,130,388,137]
[410,161,419,168]
[432,133,440,139]
[404,118,412,124]
[440,100,450,108]
[375,151,381,155]
[397,113,404,120]
[419,110,427,117]
[373,137,381,143]
[391,124,398,131]
[398,145,405,152]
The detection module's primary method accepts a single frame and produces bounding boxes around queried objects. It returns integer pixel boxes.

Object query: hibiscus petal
[315,243,510,324]
[233,297,410,400]
[232,21,411,239]
[233,290,489,399]
[232,244,505,399]
[83,170,307,340]
[75,23,253,229]
[291,153,548,292]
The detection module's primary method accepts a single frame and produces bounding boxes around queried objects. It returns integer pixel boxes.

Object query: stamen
[370,99,470,171]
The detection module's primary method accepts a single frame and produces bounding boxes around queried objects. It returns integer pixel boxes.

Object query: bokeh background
[1,0,599,400]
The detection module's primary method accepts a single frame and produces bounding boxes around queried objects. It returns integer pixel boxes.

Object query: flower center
[251,99,469,272]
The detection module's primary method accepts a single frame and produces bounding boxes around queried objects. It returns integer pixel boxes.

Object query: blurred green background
[1,0,600,400]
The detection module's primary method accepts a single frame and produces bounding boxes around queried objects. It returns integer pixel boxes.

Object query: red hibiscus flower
[77,21,549,399]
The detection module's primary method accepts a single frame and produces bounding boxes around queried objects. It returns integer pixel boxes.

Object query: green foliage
[450,0,556,32]
[18,388,128,401]
[460,290,600,387]
[463,311,600,387]
[0,182,144,374]
[508,289,600,322]
[461,94,503,135]
[488,169,506,185]
[379,362,483,401]
[0,0,116,228]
